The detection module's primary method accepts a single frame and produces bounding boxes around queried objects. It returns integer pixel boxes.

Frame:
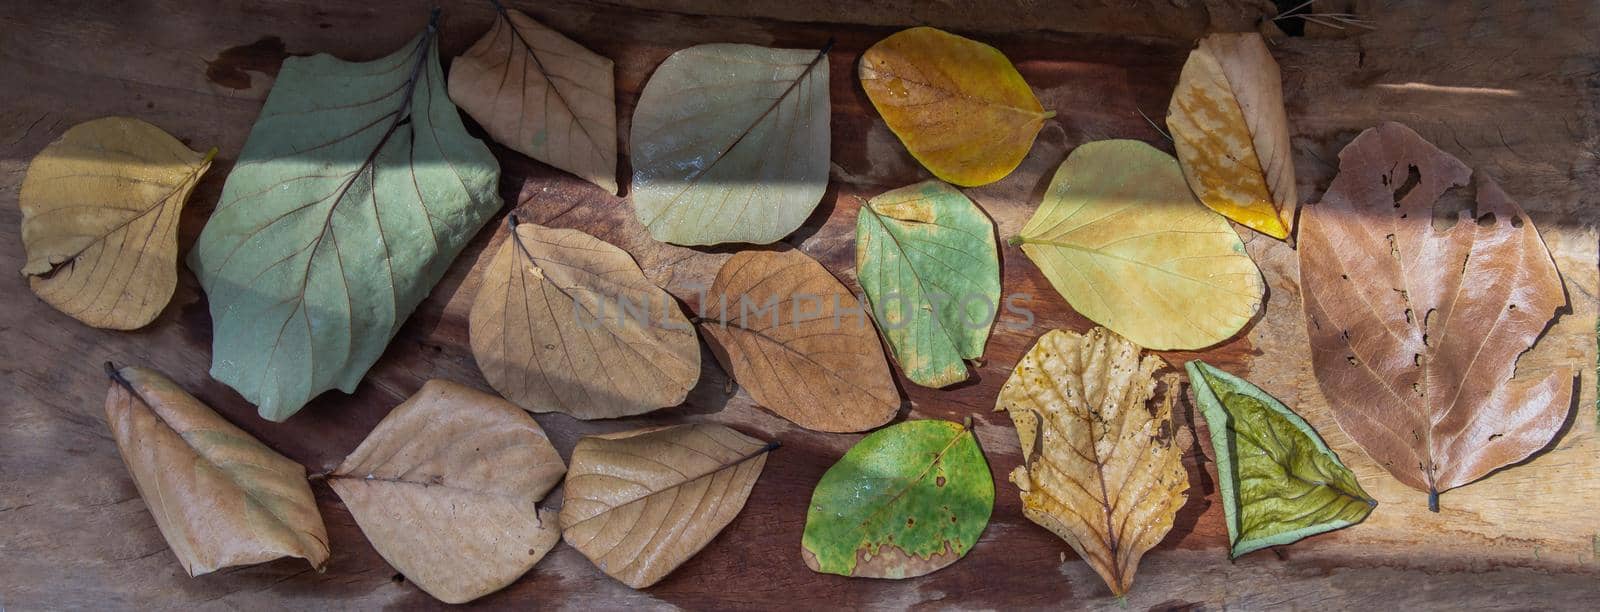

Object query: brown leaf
[103,363,328,576]
[1166,32,1296,239]
[469,216,699,418]
[328,380,565,604]
[448,5,617,193]
[21,117,213,329]
[1298,122,1571,510]
[696,249,900,432]
[995,328,1188,596]
[560,424,774,588]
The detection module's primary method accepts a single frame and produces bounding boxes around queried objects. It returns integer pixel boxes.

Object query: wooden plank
[1,0,1596,609]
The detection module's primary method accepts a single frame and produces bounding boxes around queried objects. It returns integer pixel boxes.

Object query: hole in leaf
[1511,215,1525,228]
[1432,182,1477,231]
[1476,212,1497,227]
[936,475,947,487]
[1393,164,1421,203]
[1346,355,1358,366]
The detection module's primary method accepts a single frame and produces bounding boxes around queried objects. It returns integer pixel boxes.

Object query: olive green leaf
[801,419,993,579]
[1186,360,1376,558]
[188,14,501,421]
[856,181,1000,388]
[630,43,831,246]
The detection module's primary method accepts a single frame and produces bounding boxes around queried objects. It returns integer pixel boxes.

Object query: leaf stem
[104,361,132,390]
[1006,235,1025,247]
[1427,487,1439,512]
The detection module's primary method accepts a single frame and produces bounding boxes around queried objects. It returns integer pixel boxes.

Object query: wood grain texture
[1,0,1597,609]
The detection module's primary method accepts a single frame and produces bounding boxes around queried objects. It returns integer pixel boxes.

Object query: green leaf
[801,419,993,579]
[188,17,502,421]
[630,43,831,246]
[856,181,1000,388]
[1186,360,1377,558]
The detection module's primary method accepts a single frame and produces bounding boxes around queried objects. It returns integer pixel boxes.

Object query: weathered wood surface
[2,0,1598,609]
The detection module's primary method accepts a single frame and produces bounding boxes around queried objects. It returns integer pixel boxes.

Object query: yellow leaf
[1166,32,1296,239]
[1014,139,1263,350]
[448,6,617,194]
[104,363,328,576]
[860,27,1051,187]
[19,117,213,329]
[995,327,1187,597]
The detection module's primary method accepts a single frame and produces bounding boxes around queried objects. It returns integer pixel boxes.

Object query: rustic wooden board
[2,0,1598,609]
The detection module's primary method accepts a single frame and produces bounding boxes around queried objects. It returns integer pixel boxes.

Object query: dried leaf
[328,379,565,604]
[103,364,328,576]
[856,181,1001,388]
[1014,140,1264,350]
[1298,122,1570,510]
[996,327,1187,596]
[19,117,213,329]
[188,16,502,421]
[1167,32,1296,239]
[860,26,1051,187]
[448,5,617,193]
[801,419,993,579]
[469,216,699,418]
[630,43,830,246]
[1187,360,1376,558]
[561,424,774,588]
[697,249,900,432]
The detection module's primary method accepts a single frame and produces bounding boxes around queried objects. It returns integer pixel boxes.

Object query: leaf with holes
[561,424,774,588]
[448,4,617,193]
[188,15,502,421]
[103,364,329,576]
[996,327,1187,597]
[468,216,698,418]
[630,42,830,245]
[859,26,1052,187]
[328,379,565,604]
[801,419,993,578]
[697,248,900,432]
[1187,360,1376,558]
[19,117,213,329]
[1298,121,1570,510]
[1013,139,1264,350]
[856,181,1000,388]
[1167,32,1296,239]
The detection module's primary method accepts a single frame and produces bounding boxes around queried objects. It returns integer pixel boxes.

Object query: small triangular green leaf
[189,15,502,421]
[855,181,1000,388]
[1187,360,1377,558]
[801,419,993,579]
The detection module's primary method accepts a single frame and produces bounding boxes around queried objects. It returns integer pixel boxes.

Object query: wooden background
[3,0,1598,609]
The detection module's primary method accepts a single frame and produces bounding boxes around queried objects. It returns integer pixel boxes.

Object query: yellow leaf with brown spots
[996,327,1188,597]
[860,27,1052,187]
[1166,32,1296,239]
[19,117,213,329]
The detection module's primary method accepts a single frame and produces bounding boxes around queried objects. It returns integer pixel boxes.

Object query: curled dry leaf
[801,419,993,579]
[856,181,1001,388]
[328,379,565,604]
[19,117,213,329]
[860,26,1051,187]
[1167,32,1296,239]
[1298,122,1570,510]
[103,364,328,576]
[1187,360,1376,558]
[630,43,831,246]
[448,4,617,193]
[697,249,900,432]
[561,424,775,588]
[996,327,1187,597]
[188,16,502,421]
[1014,140,1264,350]
[469,216,699,418]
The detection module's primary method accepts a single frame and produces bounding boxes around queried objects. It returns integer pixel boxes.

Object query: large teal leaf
[801,419,993,579]
[188,17,502,421]
[856,181,1000,388]
[1186,360,1376,558]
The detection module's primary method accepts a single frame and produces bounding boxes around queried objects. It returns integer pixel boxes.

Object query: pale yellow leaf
[20,117,213,329]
